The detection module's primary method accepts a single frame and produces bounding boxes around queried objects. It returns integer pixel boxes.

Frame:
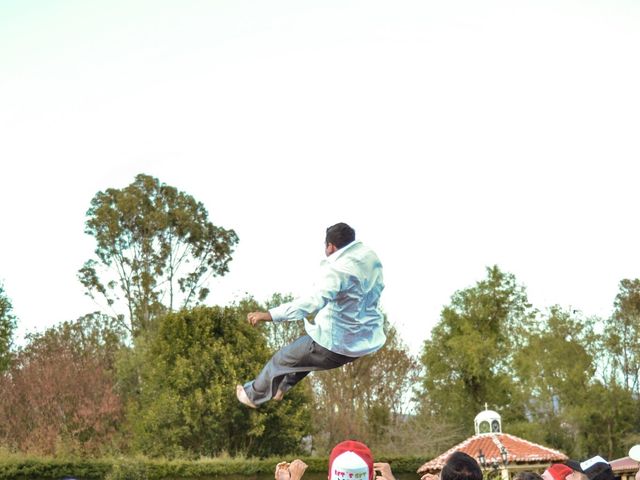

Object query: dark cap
[564,456,614,480]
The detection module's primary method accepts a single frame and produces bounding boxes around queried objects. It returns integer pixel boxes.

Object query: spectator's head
[441,452,483,480]
[564,456,614,480]
[325,223,356,253]
[329,440,374,480]
[514,473,543,480]
[542,463,574,480]
[628,445,640,480]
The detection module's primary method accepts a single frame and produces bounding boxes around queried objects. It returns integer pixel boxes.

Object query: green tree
[78,174,239,336]
[571,380,638,459]
[419,266,535,433]
[128,305,311,458]
[0,282,16,372]
[582,279,640,458]
[603,279,640,395]
[588,279,640,458]
[511,307,596,456]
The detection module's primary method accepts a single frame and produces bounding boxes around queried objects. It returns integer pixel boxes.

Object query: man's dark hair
[513,473,543,480]
[325,223,355,249]
[441,452,483,480]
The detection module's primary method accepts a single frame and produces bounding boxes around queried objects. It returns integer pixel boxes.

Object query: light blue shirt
[269,240,386,357]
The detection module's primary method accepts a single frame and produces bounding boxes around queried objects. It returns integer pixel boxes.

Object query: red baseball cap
[329,440,374,480]
[544,464,573,480]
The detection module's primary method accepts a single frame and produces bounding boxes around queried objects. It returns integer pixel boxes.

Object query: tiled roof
[610,456,639,473]
[417,433,568,474]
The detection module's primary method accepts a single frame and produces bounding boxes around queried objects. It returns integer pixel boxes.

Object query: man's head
[514,473,543,480]
[325,223,356,256]
[567,473,588,480]
[564,456,614,480]
[441,452,483,480]
[329,440,374,480]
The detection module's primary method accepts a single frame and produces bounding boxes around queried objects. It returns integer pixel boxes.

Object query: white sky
[1,0,639,355]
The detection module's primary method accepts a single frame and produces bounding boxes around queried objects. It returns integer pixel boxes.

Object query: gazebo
[417,408,568,480]
[610,456,639,480]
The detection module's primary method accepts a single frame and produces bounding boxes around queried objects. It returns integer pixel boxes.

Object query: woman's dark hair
[325,223,355,249]
[441,452,483,480]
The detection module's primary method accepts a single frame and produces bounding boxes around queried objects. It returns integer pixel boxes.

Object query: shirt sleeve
[269,264,343,322]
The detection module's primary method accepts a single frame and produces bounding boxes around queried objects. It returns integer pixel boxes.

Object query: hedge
[0,456,428,480]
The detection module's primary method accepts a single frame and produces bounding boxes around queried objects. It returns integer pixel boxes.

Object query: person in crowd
[513,472,543,480]
[274,440,394,480]
[439,452,483,480]
[542,463,573,480]
[420,451,483,480]
[237,222,386,408]
[564,456,614,480]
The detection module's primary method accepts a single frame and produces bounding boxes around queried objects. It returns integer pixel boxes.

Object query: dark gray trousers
[244,334,357,406]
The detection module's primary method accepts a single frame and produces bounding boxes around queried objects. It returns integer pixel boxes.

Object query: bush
[126,306,312,458]
[0,455,429,480]
[0,315,125,456]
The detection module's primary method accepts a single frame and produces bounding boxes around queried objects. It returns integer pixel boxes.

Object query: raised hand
[374,462,396,480]
[247,311,272,326]
[275,462,291,480]
[289,459,309,480]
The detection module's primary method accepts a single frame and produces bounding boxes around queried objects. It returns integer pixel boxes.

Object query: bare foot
[236,385,257,408]
[274,389,285,401]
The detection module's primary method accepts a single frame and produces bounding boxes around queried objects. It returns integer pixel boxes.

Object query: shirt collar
[327,240,360,263]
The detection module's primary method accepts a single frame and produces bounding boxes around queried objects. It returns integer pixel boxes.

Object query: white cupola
[474,404,502,435]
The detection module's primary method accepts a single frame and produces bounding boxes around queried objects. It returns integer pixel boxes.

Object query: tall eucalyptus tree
[79,174,238,336]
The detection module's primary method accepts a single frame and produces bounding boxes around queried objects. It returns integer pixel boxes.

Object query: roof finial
[474,407,502,435]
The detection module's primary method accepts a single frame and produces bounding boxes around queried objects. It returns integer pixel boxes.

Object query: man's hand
[374,462,396,480]
[273,459,307,480]
[275,462,291,480]
[288,459,308,480]
[247,311,273,326]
